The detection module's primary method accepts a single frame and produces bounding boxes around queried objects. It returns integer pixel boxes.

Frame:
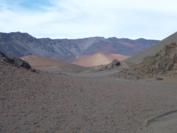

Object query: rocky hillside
[118,42,177,79]
[136,42,177,76]
[127,32,177,64]
[0,32,159,61]
[115,32,177,79]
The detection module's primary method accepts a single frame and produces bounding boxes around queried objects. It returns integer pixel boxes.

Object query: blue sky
[0,0,51,10]
[0,0,177,39]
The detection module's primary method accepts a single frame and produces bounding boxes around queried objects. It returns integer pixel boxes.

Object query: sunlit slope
[73,53,128,67]
[21,55,85,72]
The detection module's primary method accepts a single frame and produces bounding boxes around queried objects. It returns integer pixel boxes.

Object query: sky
[0,0,177,39]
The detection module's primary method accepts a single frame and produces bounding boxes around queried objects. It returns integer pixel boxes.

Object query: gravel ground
[0,60,177,133]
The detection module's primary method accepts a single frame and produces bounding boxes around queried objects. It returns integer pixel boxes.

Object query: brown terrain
[1,33,177,133]
[1,46,177,133]
[21,55,85,73]
[73,53,128,67]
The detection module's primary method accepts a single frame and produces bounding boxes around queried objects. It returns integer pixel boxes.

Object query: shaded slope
[0,32,77,60]
[0,32,159,61]
[84,38,159,56]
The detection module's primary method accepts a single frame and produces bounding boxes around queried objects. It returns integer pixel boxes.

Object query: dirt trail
[145,110,177,133]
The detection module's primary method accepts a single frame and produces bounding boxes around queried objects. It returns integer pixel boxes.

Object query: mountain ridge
[0,32,159,62]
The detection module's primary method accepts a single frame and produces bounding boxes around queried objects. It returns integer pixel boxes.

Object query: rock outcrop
[0,51,31,70]
[93,59,121,71]
[137,42,177,75]
[117,43,177,79]
[5,57,31,69]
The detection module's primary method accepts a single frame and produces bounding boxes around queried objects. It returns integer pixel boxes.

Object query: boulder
[92,59,121,71]
[14,58,31,69]
[106,59,121,69]
[0,50,36,71]
[0,51,6,57]
[111,59,121,66]
[2,55,31,70]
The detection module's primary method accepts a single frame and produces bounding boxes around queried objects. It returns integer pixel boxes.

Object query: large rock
[5,57,31,69]
[93,59,121,71]
[14,58,31,69]
[0,51,6,57]
[0,51,31,69]
[111,59,121,66]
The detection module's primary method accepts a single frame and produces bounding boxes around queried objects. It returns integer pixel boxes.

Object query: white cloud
[0,0,177,39]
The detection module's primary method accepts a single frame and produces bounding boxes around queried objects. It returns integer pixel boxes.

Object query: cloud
[0,0,177,39]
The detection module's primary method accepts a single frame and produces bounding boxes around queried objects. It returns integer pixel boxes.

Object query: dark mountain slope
[0,32,159,61]
[0,32,75,60]
[84,37,158,56]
